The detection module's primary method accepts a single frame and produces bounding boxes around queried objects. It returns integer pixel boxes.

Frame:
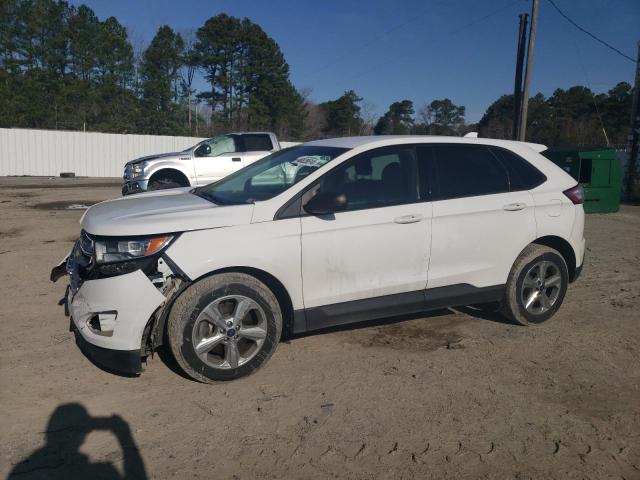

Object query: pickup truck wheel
[167,273,282,383]
[500,244,568,325]
[148,178,183,190]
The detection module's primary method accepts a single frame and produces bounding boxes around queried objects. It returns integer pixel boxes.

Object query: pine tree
[194,14,305,137]
[374,100,414,134]
[319,90,363,137]
[139,25,185,134]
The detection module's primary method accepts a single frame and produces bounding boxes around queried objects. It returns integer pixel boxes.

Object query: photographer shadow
[8,403,147,480]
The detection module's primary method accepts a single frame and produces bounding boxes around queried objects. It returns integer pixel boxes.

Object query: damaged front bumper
[70,318,146,374]
[52,244,168,375]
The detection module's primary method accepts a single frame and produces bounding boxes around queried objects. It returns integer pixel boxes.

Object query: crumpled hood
[81,188,254,236]
[125,151,191,166]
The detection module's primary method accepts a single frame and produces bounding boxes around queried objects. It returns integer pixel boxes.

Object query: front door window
[202,135,237,157]
[307,146,419,211]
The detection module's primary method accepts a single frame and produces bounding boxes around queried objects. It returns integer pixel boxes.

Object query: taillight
[563,184,584,205]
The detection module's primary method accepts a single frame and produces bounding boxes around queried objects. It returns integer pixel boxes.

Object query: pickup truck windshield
[193,145,349,204]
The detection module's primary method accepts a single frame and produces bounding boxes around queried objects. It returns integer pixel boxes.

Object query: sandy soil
[1,177,639,479]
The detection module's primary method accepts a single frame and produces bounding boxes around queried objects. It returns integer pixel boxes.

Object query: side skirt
[294,284,505,334]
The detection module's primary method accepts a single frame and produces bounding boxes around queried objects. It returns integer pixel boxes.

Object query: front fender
[164,220,304,311]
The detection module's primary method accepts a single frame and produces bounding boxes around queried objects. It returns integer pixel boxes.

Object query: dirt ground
[1,176,639,480]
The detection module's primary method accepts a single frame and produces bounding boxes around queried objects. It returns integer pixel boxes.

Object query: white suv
[52,136,585,383]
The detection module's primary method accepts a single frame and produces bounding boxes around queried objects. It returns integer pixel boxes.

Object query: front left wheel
[167,273,283,383]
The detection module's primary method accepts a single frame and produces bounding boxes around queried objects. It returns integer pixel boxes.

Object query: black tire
[148,177,183,190]
[500,244,569,325]
[167,273,282,383]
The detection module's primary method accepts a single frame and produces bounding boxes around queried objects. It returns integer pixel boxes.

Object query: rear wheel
[167,273,282,383]
[500,244,569,325]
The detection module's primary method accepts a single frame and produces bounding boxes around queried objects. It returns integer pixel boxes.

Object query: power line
[571,37,611,146]
[339,0,523,85]
[546,0,635,63]
[299,0,451,81]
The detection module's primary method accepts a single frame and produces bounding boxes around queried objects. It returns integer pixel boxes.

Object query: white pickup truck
[122,132,297,195]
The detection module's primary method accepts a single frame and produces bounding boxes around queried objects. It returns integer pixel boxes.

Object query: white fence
[0,128,208,177]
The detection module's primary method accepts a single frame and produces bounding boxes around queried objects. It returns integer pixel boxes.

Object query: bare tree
[359,100,377,135]
[417,99,465,135]
[417,102,433,127]
[300,87,327,140]
[127,27,146,94]
[180,29,198,132]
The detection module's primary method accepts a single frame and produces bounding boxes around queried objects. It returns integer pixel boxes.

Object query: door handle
[232,157,242,162]
[394,214,423,224]
[503,202,526,211]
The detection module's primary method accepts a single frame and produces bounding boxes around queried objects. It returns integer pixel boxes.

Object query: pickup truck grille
[123,164,132,181]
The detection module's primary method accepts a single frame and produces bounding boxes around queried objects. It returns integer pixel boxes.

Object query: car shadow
[288,308,453,340]
[452,305,521,325]
[288,303,520,341]
[154,304,520,381]
[71,333,140,379]
[155,345,196,381]
[7,403,147,479]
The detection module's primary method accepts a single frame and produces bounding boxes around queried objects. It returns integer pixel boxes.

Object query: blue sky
[70,0,639,122]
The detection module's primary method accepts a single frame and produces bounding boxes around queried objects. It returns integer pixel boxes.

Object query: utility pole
[188,96,192,131]
[195,101,199,136]
[519,0,539,142]
[625,41,640,200]
[513,13,528,140]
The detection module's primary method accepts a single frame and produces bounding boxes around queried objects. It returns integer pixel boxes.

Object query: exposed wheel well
[533,236,578,282]
[149,169,190,187]
[198,267,295,339]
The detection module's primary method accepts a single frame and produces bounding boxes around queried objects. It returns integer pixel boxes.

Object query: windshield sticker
[291,155,331,168]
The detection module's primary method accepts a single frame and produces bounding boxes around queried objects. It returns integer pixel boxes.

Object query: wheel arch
[149,168,191,187]
[532,235,578,282]
[184,266,295,338]
[146,265,296,355]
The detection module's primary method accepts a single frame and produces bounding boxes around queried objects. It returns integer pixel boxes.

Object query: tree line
[309,83,632,148]
[478,83,633,147]
[0,0,633,147]
[0,0,305,138]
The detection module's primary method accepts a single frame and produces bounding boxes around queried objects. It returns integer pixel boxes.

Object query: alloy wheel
[520,260,563,315]
[192,295,268,369]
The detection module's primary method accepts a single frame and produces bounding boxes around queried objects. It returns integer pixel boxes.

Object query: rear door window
[242,134,273,152]
[429,144,509,200]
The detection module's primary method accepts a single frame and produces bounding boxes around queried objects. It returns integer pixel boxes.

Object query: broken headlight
[94,235,173,264]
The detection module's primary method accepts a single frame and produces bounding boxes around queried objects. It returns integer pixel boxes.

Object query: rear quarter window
[490,147,547,190]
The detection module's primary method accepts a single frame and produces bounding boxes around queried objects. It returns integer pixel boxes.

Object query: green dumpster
[543,148,622,213]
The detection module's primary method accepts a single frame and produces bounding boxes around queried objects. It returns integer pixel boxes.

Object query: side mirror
[195,144,211,157]
[303,192,348,216]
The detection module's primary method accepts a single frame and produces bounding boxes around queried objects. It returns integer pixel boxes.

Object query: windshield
[193,145,349,205]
